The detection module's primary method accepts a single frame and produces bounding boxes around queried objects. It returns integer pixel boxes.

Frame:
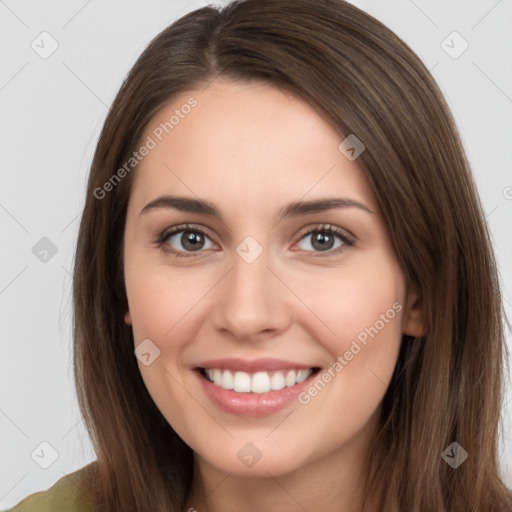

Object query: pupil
[182,231,203,251]
[313,232,333,251]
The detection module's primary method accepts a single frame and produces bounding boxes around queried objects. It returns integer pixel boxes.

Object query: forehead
[129,79,376,216]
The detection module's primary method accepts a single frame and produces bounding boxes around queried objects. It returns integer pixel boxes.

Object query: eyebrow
[139,195,374,220]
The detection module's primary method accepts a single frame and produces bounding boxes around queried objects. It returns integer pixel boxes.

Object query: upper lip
[195,358,318,372]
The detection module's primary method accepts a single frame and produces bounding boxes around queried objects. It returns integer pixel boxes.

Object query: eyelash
[154,223,355,258]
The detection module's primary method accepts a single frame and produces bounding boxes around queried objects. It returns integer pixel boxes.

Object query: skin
[122,78,424,512]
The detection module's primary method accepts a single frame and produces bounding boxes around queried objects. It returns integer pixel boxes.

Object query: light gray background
[1,0,511,509]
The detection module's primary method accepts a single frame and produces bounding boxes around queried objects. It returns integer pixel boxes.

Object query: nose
[211,248,292,342]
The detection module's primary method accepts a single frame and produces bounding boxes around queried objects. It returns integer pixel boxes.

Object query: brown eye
[156,224,216,257]
[296,225,354,255]
[171,230,207,252]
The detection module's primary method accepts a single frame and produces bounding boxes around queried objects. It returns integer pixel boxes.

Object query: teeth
[213,369,222,386]
[233,371,251,392]
[203,368,314,393]
[251,372,271,394]
[221,369,234,390]
[296,369,310,383]
[270,371,285,390]
[285,370,296,387]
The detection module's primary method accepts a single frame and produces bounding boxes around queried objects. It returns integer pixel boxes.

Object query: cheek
[294,261,405,433]
[294,258,405,355]
[125,261,208,343]
[290,267,404,460]
[124,267,206,439]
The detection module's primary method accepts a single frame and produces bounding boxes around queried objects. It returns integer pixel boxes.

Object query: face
[122,78,423,478]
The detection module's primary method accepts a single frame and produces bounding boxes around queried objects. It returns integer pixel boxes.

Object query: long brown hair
[72,0,512,510]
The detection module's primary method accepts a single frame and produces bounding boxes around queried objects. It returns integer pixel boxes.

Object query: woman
[6,0,512,510]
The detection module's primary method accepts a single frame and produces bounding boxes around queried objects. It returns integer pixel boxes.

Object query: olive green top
[2,464,95,512]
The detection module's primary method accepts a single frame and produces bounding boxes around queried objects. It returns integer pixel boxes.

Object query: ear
[403,285,426,337]
[124,311,132,325]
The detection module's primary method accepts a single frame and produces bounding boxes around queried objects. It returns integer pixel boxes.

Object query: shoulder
[3,463,96,512]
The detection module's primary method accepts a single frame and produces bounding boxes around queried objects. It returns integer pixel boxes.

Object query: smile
[193,358,322,416]
[199,368,318,393]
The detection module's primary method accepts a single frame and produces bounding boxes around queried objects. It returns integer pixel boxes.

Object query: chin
[193,437,313,478]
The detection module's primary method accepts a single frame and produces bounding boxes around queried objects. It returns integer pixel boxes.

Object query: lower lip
[195,369,318,417]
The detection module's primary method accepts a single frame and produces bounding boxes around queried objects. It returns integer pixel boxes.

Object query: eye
[295,224,354,256]
[155,224,216,257]
[155,223,355,258]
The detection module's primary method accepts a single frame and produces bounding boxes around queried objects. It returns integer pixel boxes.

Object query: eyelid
[155,222,356,258]
[294,223,355,245]
[157,223,214,241]
[291,223,356,258]
[155,223,219,256]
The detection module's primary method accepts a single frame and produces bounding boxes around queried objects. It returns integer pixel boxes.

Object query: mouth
[196,367,321,394]
[192,357,323,416]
